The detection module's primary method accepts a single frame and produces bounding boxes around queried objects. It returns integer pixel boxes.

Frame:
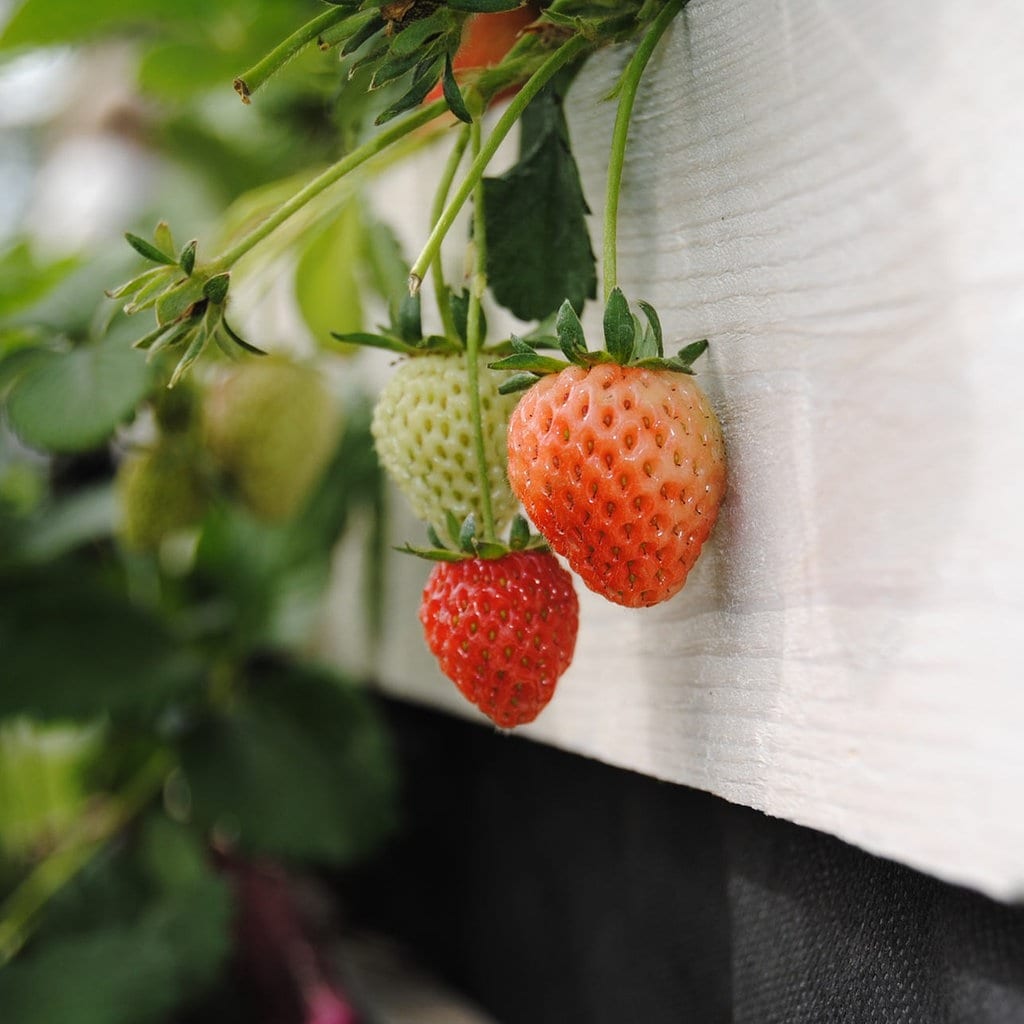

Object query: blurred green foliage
[0,0,403,1018]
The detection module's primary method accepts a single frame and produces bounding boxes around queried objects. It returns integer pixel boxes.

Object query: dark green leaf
[0,818,230,1024]
[340,12,384,56]
[370,48,423,91]
[0,567,201,721]
[483,84,596,321]
[602,286,634,362]
[390,8,450,57]
[397,542,467,562]
[395,291,422,342]
[124,233,176,267]
[331,330,414,355]
[180,664,397,864]
[675,338,709,366]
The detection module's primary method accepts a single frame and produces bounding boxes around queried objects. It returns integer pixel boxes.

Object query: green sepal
[389,8,450,58]
[603,286,635,362]
[442,50,473,124]
[458,513,477,553]
[220,315,267,356]
[179,239,198,276]
[555,299,588,362]
[636,299,663,357]
[125,231,177,266]
[341,13,384,56]
[396,543,469,562]
[444,509,463,548]
[123,271,177,316]
[370,49,423,91]
[473,540,508,559]
[674,338,709,366]
[374,55,445,125]
[509,514,531,550]
[202,273,230,305]
[496,372,543,395]
[447,0,524,10]
[105,265,167,301]
[487,351,569,374]
[426,524,447,550]
[153,220,176,257]
[155,276,207,326]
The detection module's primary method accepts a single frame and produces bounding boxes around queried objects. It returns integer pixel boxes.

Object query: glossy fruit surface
[419,550,579,728]
[506,363,726,607]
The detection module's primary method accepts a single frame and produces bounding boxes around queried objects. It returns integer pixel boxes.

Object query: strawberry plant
[0,0,724,1016]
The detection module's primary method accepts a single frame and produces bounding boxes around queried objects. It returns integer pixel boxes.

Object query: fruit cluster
[109,1,724,730]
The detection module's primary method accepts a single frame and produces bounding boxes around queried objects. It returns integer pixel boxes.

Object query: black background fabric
[339,698,1024,1024]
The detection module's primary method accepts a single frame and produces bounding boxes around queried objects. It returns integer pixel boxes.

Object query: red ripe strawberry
[419,550,579,729]
[498,294,727,608]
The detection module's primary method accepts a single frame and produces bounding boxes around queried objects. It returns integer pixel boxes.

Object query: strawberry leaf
[483,81,596,321]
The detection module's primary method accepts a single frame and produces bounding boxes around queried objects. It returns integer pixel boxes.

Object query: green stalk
[408,33,591,292]
[0,749,172,964]
[430,124,472,341]
[234,5,356,103]
[465,117,496,542]
[213,99,448,271]
[603,0,685,300]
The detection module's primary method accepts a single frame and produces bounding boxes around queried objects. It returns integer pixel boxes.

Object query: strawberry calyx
[332,290,478,357]
[488,288,708,395]
[397,511,549,563]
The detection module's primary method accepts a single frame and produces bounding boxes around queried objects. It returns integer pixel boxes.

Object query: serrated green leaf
[4,331,152,453]
[603,286,635,362]
[180,664,396,864]
[483,84,596,321]
[296,202,363,346]
[124,233,176,267]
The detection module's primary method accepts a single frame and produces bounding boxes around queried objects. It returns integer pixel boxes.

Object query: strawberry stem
[408,32,590,294]
[212,99,448,271]
[603,0,685,301]
[429,123,472,341]
[465,117,497,542]
[233,5,356,104]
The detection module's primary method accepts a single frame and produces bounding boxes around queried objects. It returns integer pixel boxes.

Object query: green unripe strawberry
[116,438,207,551]
[202,356,343,523]
[371,353,520,537]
